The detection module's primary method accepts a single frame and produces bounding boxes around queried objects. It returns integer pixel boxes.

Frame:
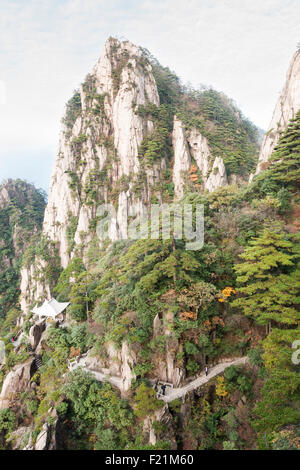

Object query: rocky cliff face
[43,38,160,267]
[2,37,286,452]
[0,360,33,410]
[172,116,228,198]
[0,180,45,317]
[20,38,164,312]
[0,180,45,263]
[19,37,259,314]
[254,50,300,176]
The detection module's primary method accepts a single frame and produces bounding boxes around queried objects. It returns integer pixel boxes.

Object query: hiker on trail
[205,366,209,376]
[161,384,166,396]
[11,337,15,343]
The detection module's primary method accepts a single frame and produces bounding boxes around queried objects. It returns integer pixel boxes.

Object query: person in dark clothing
[205,366,209,376]
[161,384,166,396]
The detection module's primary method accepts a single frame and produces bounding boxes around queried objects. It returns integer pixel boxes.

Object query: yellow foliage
[215,376,228,397]
[222,286,236,297]
[218,286,236,303]
[198,399,211,425]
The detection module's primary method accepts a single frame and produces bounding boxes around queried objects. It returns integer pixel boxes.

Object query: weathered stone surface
[187,128,212,181]
[154,310,185,387]
[33,411,59,450]
[173,116,191,198]
[254,50,300,176]
[34,423,50,450]
[205,157,227,192]
[143,404,177,449]
[35,328,48,355]
[29,321,45,350]
[153,314,161,338]
[20,37,161,313]
[8,426,33,450]
[172,116,227,197]
[83,339,136,393]
[0,360,33,409]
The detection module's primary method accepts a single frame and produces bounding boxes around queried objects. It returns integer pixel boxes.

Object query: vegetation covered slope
[0,180,46,320]
[0,50,299,452]
[140,48,260,179]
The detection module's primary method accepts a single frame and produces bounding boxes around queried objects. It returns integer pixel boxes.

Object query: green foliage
[247,347,264,368]
[2,44,299,451]
[177,88,259,177]
[253,329,300,435]
[233,228,300,326]
[54,258,97,322]
[63,368,134,449]
[55,401,68,417]
[152,420,167,437]
[223,440,237,450]
[63,90,82,130]
[224,367,254,396]
[21,234,62,290]
[66,216,79,254]
[0,180,46,318]
[94,428,119,450]
[63,368,107,427]
[204,410,224,440]
[46,323,91,355]
[184,341,199,355]
[224,366,239,382]
[246,112,300,203]
[137,50,259,181]
[137,103,173,167]
[134,383,163,418]
[141,48,182,105]
[0,307,20,336]
[54,257,85,301]
[267,111,300,189]
[0,409,15,435]
[186,359,200,375]
[93,237,209,350]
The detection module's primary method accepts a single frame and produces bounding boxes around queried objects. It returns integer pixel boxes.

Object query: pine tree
[232,228,300,326]
[253,328,300,434]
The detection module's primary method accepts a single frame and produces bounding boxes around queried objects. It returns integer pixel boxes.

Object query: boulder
[143,404,177,449]
[7,426,32,450]
[0,360,33,409]
[29,321,45,350]
[34,423,50,450]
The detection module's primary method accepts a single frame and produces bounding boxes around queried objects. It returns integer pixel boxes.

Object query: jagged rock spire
[254,50,300,176]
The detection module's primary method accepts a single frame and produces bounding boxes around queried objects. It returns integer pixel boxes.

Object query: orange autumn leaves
[189,165,201,189]
[179,311,198,321]
[218,286,236,303]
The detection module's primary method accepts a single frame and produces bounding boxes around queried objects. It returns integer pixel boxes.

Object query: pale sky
[0,0,299,190]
